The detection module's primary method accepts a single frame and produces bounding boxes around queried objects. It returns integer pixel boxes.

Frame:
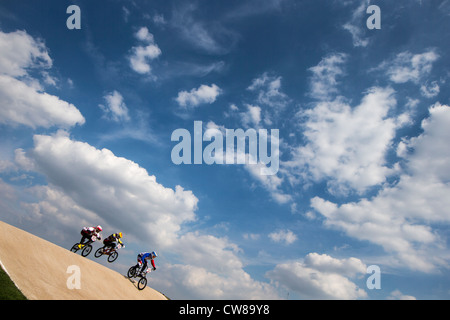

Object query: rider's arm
[151,259,156,269]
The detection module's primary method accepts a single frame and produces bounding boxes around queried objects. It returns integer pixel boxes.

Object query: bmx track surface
[0,221,167,300]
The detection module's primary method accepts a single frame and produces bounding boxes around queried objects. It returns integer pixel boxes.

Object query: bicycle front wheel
[94,247,104,258]
[138,277,147,290]
[81,244,92,257]
[108,251,118,263]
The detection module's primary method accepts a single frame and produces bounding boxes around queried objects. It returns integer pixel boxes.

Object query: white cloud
[244,136,288,203]
[20,132,197,247]
[247,73,290,109]
[267,253,368,299]
[158,233,278,299]
[287,87,402,195]
[387,290,416,300]
[156,263,279,299]
[129,27,161,74]
[268,229,297,245]
[0,74,85,129]
[310,103,450,272]
[135,26,154,42]
[13,132,280,299]
[383,50,439,84]
[240,104,261,127]
[0,29,52,77]
[308,53,347,101]
[342,0,370,47]
[303,252,367,277]
[99,90,130,122]
[246,165,290,204]
[243,233,260,240]
[0,30,84,129]
[174,232,242,273]
[343,23,369,48]
[176,84,222,108]
[41,71,58,87]
[420,81,440,98]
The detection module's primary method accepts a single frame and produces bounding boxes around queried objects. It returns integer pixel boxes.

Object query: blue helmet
[151,251,158,258]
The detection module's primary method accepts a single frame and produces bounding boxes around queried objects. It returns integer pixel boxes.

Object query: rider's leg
[104,241,115,252]
[140,260,148,273]
[78,234,89,248]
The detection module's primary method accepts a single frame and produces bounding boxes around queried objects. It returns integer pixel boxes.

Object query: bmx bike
[94,243,123,263]
[70,236,97,257]
[127,264,152,290]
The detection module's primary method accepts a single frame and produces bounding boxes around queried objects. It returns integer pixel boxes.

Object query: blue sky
[1,0,450,299]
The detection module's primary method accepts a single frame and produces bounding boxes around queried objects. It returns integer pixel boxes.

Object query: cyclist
[137,251,157,275]
[103,232,124,251]
[78,225,102,248]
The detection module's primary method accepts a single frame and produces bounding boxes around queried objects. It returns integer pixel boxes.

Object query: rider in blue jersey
[137,251,157,274]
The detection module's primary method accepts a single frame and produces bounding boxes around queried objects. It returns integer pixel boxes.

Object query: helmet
[96,225,102,232]
[117,232,123,238]
[151,251,158,258]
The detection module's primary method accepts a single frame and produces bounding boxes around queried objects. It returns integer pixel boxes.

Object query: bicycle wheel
[81,244,92,257]
[108,251,118,263]
[138,277,147,290]
[94,247,104,258]
[70,243,80,253]
[127,266,137,278]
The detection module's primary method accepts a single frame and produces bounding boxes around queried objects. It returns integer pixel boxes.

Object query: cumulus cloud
[13,132,280,299]
[342,0,370,47]
[267,253,367,299]
[0,74,85,129]
[310,104,450,272]
[19,132,198,247]
[0,30,84,129]
[308,53,347,101]
[129,27,162,75]
[99,90,130,122]
[420,81,440,98]
[247,73,290,109]
[0,29,52,77]
[287,86,404,195]
[176,84,222,108]
[382,49,439,84]
[387,290,416,300]
[153,232,279,299]
[268,229,297,245]
[240,104,261,127]
[157,263,279,299]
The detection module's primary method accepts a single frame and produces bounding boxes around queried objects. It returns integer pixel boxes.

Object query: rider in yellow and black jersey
[103,232,124,250]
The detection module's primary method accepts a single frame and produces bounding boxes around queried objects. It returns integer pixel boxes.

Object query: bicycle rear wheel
[127,266,137,278]
[70,243,80,253]
[138,277,147,290]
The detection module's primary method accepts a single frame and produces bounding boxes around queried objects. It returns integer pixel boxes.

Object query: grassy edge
[0,263,27,300]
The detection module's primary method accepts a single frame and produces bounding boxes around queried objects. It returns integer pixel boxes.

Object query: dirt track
[0,221,167,300]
